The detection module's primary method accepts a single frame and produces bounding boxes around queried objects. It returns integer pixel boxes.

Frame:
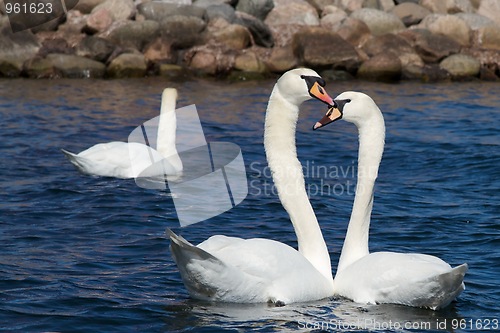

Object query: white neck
[264,86,333,283]
[337,111,385,273]
[157,89,182,171]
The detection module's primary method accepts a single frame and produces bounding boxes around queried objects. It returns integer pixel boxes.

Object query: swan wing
[62,142,168,178]
[334,252,467,309]
[168,230,333,304]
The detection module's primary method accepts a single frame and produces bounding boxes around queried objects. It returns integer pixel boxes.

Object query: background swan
[313,91,467,310]
[168,68,335,305]
[62,88,181,179]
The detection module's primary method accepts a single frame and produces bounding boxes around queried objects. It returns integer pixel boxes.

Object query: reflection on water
[165,297,463,332]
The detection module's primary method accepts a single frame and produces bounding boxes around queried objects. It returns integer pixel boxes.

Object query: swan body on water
[168,68,335,305]
[314,91,467,310]
[62,88,182,179]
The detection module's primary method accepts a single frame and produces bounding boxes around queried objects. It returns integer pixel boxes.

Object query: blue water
[0,78,498,332]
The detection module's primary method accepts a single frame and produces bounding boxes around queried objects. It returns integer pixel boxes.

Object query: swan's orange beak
[308,81,334,106]
[313,105,342,130]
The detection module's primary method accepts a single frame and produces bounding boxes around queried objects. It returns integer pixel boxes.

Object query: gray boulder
[234,50,267,72]
[351,8,405,36]
[143,37,178,64]
[265,0,319,27]
[74,0,107,13]
[205,19,251,50]
[265,45,298,72]
[76,36,116,62]
[0,19,40,77]
[357,53,402,81]
[439,54,480,79]
[25,54,106,78]
[337,17,371,48]
[160,15,206,49]
[456,13,496,30]
[236,0,274,21]
[391,2,430,26]
[137,2,206,21]
[206,4,236,23]
[473,25,500,51]
[417,14,471,46]
[400,29,461,63]
[478,0,500,27]
[106,20,160,51]
[293,27,360,71]
[106,53,148,78]
[320,7,348,31]
[92,0,135,21]
[235,11,274,48]
[363,33,414,57]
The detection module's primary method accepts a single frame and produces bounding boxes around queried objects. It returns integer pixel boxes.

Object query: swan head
[162,87,178,100]
[313,91,379,129]
[161,88,178,111]
[276,68,334,107]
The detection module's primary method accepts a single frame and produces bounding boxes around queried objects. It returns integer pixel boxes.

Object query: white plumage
[62,88,182,178]
[315,91,467,310]
[168,68,336,305]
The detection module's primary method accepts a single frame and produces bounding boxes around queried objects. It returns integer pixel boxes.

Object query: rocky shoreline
[1,0,499,81]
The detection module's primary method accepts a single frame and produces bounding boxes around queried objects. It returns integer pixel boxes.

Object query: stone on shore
[160,15,206,49]
[92,0,135,22]
[137,2,206,21]
[159,64,185,78]
[351,8,405,36]
[477,0,500,27]
[357,52,402,81]
[107,53,148,78]
[337,17,371,48]
[85,7,114,33]
[236,0,274,21]
[473,25,500,51]
[234,50,267,72]
[265,45,298,72]
[399,52,426,80]
[400,29,461,63]
[439,54,480,79]
[205,19,251,50]
[25,54,106,78]
[320,6,348,31]
[0,21,40,77]
[235,11,274,48]
[417,14,471,46]
[185,45,234,75]
[391,2,430,26]
[265,0,319,26]
[143,38,177,64]
[105,20,160,51]
[363,33,414,57]
[76,36,116,63]
[74,0,107,14]
[293,27,360,71]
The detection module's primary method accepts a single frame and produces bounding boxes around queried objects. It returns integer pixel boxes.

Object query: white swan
[168,68,335,305]
[313,91,467,310]
[62,88,182,179]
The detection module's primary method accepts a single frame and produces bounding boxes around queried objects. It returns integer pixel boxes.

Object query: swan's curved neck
[337,111,385,273]
[264,86,333,283]
[157,93,177,157]
[157,91,182,170]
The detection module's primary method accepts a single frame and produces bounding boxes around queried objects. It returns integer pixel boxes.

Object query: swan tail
[61,149,86,172]
[423,263,468,310]
[167,229,229,301]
